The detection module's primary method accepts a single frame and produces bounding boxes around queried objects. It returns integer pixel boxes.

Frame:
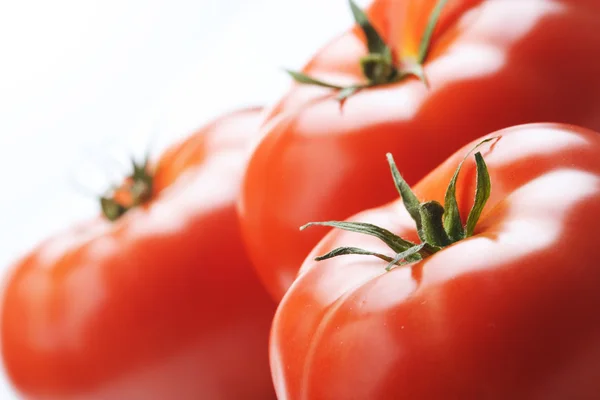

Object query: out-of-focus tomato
[1,107,277,400]
[271,123,600,399]
[239,0,600,300]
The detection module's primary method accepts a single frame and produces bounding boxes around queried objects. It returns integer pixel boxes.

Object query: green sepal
[285,70,344,90]
[465,152,491,237]
[442,137,496,241]
[300,221,416,253]
[418,0,449,63]
[315,247,396,263]
[385,243,427,271]
[337,86,362,102]
[100,197,127,222]
[349,0,389,55]
[386,153,424,240]
[443,160,468,243]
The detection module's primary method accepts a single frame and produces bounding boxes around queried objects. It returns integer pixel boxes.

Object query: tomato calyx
[286,0,448,103]
[301,138,497,271]
[100,157,153,221]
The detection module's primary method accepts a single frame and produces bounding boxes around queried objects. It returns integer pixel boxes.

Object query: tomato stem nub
[285,0,449,102]
[301,138,498,271]
[100,197,128,222]
[420,201,452,247]
[99,157,154,222]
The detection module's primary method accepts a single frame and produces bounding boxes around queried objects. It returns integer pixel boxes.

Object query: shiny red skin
[1,108,277,400]
[270,124,600,400]
[239,0,600,300]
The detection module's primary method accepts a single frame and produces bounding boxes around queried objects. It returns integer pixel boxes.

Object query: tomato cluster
[3,1,600,399]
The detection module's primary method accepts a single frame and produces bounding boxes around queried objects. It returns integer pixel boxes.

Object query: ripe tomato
[239,0,600,301]
[1,107,277,400]
[270,123,600,399]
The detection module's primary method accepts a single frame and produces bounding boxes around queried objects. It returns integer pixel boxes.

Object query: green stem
[100,157,153,221]
[300,138,496,271]
[285,0,449,102]
[419,201,452,247]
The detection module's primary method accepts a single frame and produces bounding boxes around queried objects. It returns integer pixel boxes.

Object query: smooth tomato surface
[1,108,277,400]
[239,0,600,300]
[271,124,600,399]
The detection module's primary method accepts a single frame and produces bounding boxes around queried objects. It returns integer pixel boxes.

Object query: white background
[0,0,369,397]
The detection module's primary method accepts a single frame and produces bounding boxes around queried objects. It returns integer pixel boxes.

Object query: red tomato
[270,123,600,399]
[239,0,600,301]
[1,108,277,400]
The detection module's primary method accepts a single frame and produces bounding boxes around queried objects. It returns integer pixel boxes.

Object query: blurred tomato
[239,0,600,300]
[1,108,276,400]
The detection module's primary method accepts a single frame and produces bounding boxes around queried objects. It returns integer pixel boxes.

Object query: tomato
[270,123,600,399]
[239,0,600,301]
[1,107,277,400]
